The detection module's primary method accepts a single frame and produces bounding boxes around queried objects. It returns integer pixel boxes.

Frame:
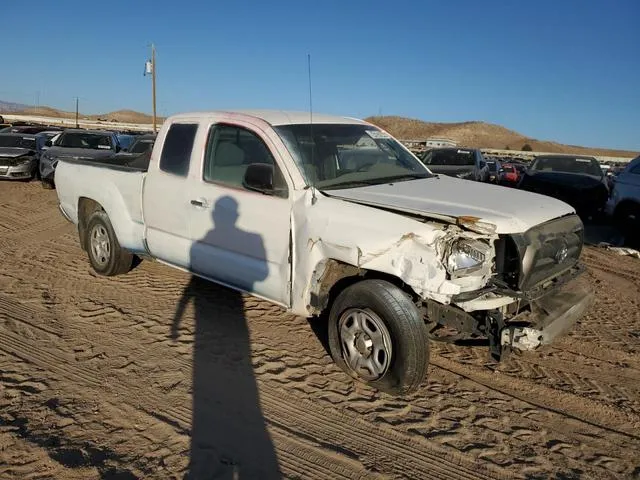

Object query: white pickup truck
[55,110,592,395]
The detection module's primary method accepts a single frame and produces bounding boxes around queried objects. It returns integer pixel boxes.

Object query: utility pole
[151,43,157,133]
[74,97,79,128]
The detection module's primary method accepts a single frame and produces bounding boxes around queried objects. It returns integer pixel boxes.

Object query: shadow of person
[171,196,281,479]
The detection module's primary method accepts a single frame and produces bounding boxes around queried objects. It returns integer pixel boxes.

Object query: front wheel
[84,210,133,276]
[327,279,429,395]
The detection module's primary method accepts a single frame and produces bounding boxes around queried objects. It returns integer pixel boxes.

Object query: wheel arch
[309,258,421,318]
[78,197,105,251]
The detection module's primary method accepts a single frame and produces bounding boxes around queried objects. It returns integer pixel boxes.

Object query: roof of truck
[168,110,370,126]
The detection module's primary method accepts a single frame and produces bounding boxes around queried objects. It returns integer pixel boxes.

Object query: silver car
[0,133,38,180]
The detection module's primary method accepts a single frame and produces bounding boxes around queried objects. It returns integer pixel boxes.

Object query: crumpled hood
[325,175,576,234]
[0,147,34,158]
[45,146,115,160]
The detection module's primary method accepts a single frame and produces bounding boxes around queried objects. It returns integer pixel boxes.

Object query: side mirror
[45,140,53,147]
[115,145,121,153]
[499,168,505,173]
[243,163,274,194]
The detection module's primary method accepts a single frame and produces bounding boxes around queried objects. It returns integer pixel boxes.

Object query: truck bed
[57,151,151,172]
[55,156,148,254]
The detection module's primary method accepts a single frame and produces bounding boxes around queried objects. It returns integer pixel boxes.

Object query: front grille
[0,157,27,167]
[498,214,584,291]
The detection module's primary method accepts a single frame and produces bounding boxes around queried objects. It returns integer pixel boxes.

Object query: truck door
[142,122,199,268]
[187,121,292,306]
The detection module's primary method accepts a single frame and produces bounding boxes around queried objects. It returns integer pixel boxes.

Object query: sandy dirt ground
[0,181,639,479]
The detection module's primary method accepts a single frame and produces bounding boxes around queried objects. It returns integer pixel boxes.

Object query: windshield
[129,139,154,154]
[424,149,476,166]
[0,135,36,149]
[57,132,113,150]
[274,124,431,189]
[530,156,603,176]
[486,161,497,171]
[503,165,515,173]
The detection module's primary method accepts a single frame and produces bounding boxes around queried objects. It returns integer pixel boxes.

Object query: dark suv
[420,147,490,182]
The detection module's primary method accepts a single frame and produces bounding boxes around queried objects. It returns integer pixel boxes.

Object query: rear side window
[629,158,640,175]
[159,123,198,176]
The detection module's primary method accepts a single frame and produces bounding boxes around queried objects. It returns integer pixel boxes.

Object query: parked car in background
[518,155,608,218]
[116,134,136,151]
[40,129,122,188]
[0,125,62,135]
[34,130,65,179]
[605,155,640,245]
[486,159,503,184]
[100,134,157,169]
[54,110,591,395]
[500,163,520,186]
[421,147,489,182]
[0,133,38,180]
[123,133,156,154]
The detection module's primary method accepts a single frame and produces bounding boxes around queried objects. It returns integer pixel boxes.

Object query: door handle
[190,198,208,208]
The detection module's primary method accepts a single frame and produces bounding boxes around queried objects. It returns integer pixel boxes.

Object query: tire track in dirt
[4,285,635,478]
[429,355,640,441]
[3,263,638,477]
[0,291,513,479]
[2,182,640,479]
[435,343,640,412]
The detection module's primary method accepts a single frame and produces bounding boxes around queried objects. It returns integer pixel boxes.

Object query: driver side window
[203,124,287,194]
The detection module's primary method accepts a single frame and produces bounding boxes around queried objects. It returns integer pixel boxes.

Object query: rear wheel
[327,279,429,395]
[85,210,133,276]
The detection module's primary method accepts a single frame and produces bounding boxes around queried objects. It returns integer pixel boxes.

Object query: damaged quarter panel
[291,188,498,317]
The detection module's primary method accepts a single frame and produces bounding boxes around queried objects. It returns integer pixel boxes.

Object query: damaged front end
[299,190,591,362]
[432,213,593,360]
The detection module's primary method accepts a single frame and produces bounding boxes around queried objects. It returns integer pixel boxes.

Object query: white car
[54,110,592,395]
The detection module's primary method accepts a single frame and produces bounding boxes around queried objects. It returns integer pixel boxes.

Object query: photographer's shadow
[171,196,280,479]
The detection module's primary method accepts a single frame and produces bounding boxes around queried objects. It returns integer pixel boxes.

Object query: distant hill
[0,102,163,124]
[0,100,29,113]
[1,100,636,157]
[365,116,637,158]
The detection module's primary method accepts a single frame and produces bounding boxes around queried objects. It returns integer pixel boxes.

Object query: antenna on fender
[308,53,317,205]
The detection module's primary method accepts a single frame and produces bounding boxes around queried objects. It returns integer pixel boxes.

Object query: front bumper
[0,161,35,180]
[501,276,593,351]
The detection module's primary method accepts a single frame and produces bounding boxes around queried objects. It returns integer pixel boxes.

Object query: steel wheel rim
[338,308,392,381]
[90,224,111,267]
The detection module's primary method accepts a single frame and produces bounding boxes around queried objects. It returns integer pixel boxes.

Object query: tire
[327,279,429,395]
[84,210,133,276]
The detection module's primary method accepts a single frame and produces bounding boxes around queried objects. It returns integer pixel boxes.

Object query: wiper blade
[320,173,431,190]
[320,180,378,190]
[377,173,431,183]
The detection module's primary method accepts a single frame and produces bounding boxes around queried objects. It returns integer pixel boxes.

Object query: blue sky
[2,0,638,150]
